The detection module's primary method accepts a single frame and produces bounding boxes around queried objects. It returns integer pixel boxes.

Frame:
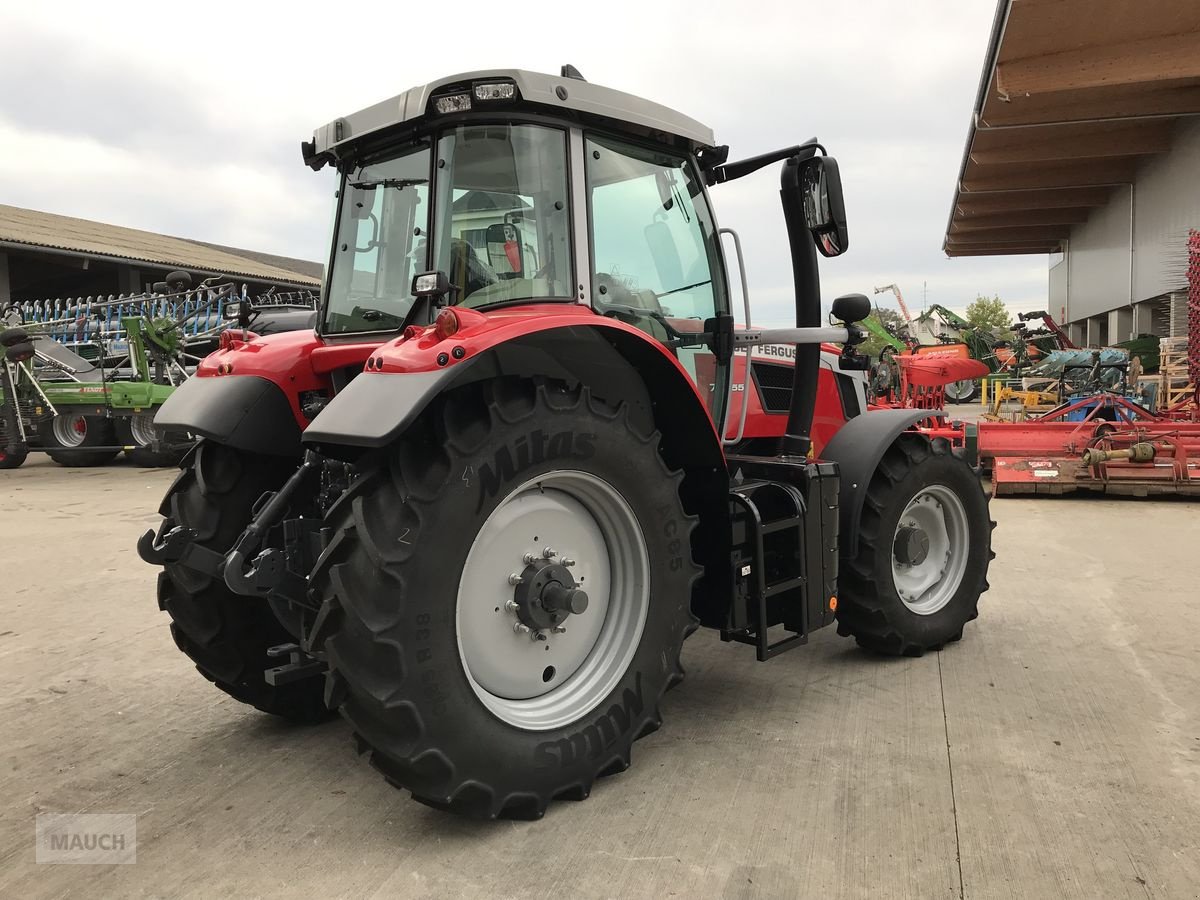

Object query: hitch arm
[223,451,322,597]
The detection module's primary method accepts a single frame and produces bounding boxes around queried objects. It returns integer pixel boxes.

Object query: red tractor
[139,67,993,818]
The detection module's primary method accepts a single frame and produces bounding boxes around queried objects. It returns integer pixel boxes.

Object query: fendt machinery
[139,67,993,819]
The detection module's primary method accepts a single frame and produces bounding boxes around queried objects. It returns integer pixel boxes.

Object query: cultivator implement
[979,393,1200,496]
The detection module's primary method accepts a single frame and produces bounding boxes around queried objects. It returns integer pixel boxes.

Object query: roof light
[433,93,472,115]
[474,82,515,101]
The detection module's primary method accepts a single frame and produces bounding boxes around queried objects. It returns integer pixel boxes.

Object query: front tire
[118,413,186,467]
[836,434,993,656]
[309,379,699,818]
[945,378,979,404]
[156,441,330,722]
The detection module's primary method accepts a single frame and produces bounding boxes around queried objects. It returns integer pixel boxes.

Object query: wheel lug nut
[523,552,537,565]
[542,547,556,559]
[507,573,524,586]
[505,599,519,612]
[513,622,531,634]
[552,624,567,634]
[560,557,575,567]
[532,630,548,642]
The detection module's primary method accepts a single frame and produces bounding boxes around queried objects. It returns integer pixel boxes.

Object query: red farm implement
[978,393,1200,496]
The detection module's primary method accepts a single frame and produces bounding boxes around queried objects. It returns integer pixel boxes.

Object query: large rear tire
[308,379,699,818]
[156,441,330,722]
[836,434,993,656]
[42,414,119,467]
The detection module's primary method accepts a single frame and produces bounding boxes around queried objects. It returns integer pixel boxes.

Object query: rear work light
[473,82,515,101]
[433,93,472,114]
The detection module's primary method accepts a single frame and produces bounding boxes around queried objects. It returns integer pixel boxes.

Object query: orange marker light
[829,596,837,611]
[435,308,460,339]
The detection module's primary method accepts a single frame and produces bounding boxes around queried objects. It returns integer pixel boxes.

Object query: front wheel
[836,434,993,656]
[309,379,699,818]
[118,413,186,467]
[42,414,119,467]
[945,378,979,404]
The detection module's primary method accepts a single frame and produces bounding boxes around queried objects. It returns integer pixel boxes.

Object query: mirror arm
[707,140,824,185]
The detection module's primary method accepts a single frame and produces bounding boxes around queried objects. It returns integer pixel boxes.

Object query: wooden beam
[955,187,1113,213]
[944,244,1059,258]
[969,120,1174,165]
[961,158,1138,192]
[946,225,1069,243]
[952,208,1091,231]
[981,82,1200,127]
[995,31,1200,97]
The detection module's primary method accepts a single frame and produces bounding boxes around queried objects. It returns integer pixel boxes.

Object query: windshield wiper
[349,177,428,190]
[657,279,712,299]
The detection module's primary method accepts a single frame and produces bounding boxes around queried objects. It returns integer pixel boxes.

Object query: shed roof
[944,0,1200,257]
[0,204,321,286]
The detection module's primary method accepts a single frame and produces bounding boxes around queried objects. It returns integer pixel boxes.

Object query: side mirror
[485,223,524,278]
[800,156,849,257]
[832,293,871,323]
[223,301,243,320]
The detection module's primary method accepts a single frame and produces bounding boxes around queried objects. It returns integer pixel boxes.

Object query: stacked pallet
[1159,335,1193,407]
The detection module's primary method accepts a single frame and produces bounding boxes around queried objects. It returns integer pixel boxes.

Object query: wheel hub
[511,557,589,632]
[893,525,930,566]
[890,485,970,616]
[455,470,650,730]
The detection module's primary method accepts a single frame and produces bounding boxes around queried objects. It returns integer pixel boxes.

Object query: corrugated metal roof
[0,204,321,286]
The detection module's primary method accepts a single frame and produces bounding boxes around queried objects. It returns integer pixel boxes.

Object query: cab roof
[304,68,716,169]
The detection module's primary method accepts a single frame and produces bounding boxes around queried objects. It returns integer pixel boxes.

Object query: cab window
[585,134,729,414]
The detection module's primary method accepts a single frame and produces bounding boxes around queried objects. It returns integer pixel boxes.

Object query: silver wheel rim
[456,470,649,731]
[129,415,157,447]
[946,379,975,401]
[52,415,88,448]
[891,484,969,616]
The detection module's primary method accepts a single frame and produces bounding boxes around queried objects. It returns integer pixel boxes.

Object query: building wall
[1065,184,1132,321]
[1057,117,1200,336]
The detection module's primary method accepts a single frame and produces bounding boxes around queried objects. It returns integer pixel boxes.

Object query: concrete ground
[1,454,1198,900]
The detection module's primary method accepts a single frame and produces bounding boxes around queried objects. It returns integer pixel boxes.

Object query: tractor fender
[819,408,938,558]
[304,318,725,472]
[154,374,302,456]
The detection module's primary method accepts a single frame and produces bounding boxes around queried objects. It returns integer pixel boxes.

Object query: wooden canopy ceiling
[944,0,1200,257]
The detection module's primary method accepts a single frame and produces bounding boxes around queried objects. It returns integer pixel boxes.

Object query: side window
[585,135,728,413]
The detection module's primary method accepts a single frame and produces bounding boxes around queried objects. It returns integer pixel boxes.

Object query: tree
[965,294,1010,330]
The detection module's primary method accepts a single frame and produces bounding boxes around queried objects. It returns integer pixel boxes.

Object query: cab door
[583,134,732,427]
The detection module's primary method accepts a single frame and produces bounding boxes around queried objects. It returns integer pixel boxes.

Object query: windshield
[324,143,430,334]
[433,124,572,308]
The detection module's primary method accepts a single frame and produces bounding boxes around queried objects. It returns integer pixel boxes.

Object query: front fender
[155,374,302,456]
[819,408,937,558]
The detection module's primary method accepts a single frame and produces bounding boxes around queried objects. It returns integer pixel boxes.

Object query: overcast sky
[0,0,1046,326]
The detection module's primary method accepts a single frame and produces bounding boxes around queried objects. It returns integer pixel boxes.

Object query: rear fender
[819,408,938,558]
[158,330,377,457]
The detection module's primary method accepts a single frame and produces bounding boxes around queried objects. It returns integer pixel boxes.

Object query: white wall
[1067,184,1132,320]
[1061,118,1200,326]
[1132,117,1200,301]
